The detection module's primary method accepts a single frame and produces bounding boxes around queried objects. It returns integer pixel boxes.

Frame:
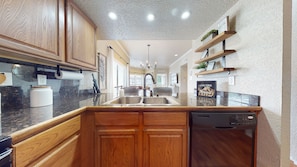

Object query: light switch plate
[228,76,235,85]
[37,74,47,85]
[0,72,13,86]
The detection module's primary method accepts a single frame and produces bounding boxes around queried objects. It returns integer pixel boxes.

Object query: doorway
[180,63,188,104]
[180,63,188,93]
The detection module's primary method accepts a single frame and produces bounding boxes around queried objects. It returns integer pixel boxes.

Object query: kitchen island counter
[0,91,261,136]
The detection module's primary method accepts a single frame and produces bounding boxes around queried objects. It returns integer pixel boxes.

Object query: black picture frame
[196,81,217,98]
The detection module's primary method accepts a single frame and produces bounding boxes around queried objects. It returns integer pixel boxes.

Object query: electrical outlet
[0,72,13,86]
[228,76,235,85]
[37,74,47,85]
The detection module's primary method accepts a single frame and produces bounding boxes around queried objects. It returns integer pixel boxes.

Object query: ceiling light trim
[147,14,155,21]
[181,11,190,20]
[108,12,118,20]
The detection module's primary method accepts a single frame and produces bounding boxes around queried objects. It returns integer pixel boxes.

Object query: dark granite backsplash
[0,60,92,110]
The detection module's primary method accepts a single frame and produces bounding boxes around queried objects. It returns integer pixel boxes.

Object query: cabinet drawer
[13,116,81,167]
[95,112,139,126]
[144,112,187,126]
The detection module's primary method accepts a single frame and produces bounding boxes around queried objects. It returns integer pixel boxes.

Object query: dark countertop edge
[10,105,262,144]
[85,105,263,112]
[11,107,86,144]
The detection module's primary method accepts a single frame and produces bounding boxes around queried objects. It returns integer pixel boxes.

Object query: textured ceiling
[72,0,238,68]
[119,40,192,69]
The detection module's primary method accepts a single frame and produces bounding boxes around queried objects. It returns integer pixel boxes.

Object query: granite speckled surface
[0,92,260,136]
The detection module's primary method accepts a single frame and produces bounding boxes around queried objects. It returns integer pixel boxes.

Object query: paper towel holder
[56,65,82,77]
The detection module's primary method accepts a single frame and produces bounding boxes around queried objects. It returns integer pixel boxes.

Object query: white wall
[291,0,297,164]
[189,0,289,166]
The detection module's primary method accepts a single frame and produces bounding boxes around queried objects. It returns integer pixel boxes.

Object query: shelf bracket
[222,40,226,50]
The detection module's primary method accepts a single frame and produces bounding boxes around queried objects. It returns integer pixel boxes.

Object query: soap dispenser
[119,88,124,97]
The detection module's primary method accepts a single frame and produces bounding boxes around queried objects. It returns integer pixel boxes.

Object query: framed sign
[98,54,107,90]
[197,81,217,98]
[218,16,230,34]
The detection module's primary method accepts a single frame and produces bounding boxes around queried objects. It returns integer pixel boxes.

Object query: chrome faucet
[143,73,156,97]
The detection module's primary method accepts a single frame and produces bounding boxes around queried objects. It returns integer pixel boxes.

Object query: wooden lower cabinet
[94,111,187,167]
[95,112,140,167]
[143,112,187,167]
[143,129,186,167]
[96,129,139,167]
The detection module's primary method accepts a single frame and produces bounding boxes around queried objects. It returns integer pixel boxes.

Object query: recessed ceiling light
[174,54,178,57]
[108,12,117,20]
[181,11,190,20]
[147,14,155,21]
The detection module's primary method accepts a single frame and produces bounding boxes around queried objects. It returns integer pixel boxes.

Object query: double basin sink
[103,96,180,106]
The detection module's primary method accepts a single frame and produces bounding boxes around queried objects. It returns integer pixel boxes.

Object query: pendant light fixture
[140,44,157,69]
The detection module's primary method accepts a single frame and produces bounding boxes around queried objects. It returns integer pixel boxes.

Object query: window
[130,74,143,86]
[113,59,127,97]
[156,73,167,87]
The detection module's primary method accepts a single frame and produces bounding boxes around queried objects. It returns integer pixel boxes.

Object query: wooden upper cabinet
[0,0,65,61]
[66,0,97,70]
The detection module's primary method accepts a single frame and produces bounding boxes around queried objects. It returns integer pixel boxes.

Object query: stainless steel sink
[103,96,179,106]
[108,96,142,104]
[142,97,170,104]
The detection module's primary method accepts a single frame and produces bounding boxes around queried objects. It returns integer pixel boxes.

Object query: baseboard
[291,160,297,167]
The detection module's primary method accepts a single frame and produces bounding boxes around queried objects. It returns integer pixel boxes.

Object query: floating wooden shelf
[195,31,236,52]
[195,68,235,76]
[195,50,236,64]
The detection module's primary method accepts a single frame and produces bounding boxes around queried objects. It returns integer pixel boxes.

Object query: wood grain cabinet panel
[95,112,140,167]
[95,112,139,126]
[13,116,81,167]
[143,112,187,167]
[94,111,188,167]
[143,129,186,167]
[29,134,80,167]
[66,0,96,69]
[143,112,187,126]
[96,129,139,167]
[0,0,65,61]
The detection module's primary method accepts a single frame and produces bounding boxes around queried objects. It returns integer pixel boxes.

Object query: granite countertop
[0,91,260,136]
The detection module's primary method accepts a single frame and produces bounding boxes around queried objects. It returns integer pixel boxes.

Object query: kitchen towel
[55,70,84,80]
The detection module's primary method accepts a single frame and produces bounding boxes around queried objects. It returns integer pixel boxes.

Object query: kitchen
[0,0,295,167]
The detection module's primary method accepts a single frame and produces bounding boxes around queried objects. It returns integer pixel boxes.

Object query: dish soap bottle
[119,88,124,97]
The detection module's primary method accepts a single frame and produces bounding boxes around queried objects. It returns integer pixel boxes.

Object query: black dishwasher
[0,136,12,167]
[190,112,257,167]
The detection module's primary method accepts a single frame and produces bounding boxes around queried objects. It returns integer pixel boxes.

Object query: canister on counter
[30,86,53,107]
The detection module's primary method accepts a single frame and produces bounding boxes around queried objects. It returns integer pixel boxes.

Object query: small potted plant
[196,62,207,73]
[201,29,218,43]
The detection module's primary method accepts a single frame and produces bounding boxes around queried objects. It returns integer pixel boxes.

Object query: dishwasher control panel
[190,112,257,129]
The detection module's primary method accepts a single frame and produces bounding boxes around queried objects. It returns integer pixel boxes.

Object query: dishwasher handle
[0,148,12,161]
[215,126,236,129]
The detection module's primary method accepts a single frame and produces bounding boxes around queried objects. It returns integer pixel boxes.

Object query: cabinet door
[143,128,187,167]
[66,0,96,70]
[0,0,65,61]
[96,128,139,167]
